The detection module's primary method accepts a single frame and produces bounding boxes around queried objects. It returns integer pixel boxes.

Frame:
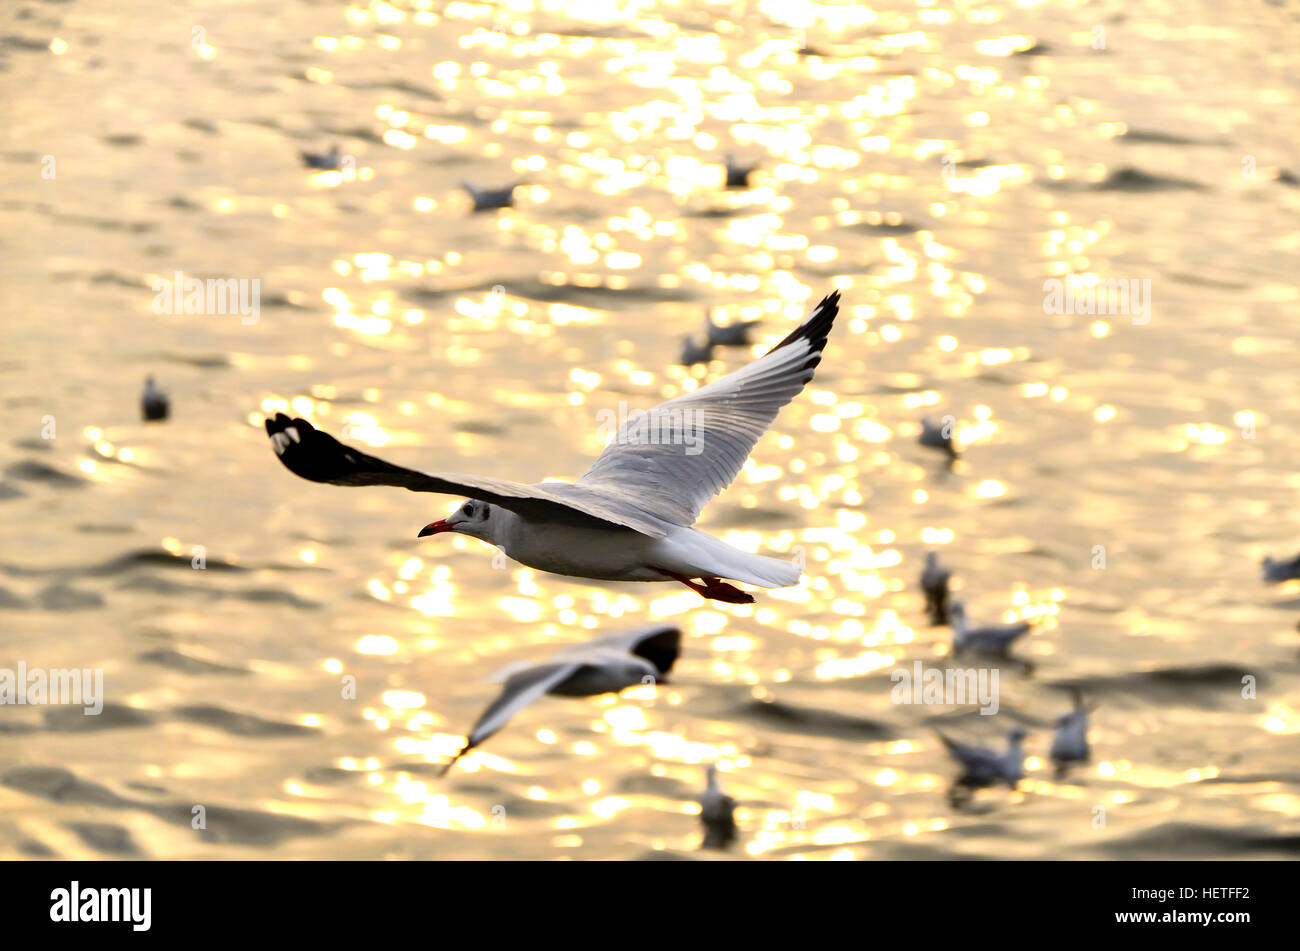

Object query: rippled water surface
[2,0,1300,860]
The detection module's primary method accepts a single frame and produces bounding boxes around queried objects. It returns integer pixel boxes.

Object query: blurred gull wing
[264,413,671,536]
[490,623,681,683]
[560,622,681,674]
[936,731,1004,784]
[576,291,840,528]
[441,661,582,776]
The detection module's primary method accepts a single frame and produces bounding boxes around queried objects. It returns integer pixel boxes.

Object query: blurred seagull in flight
[704,309,761,348]
[439,624,679,775]
[949,601,1032,657]
[264,291,841,604]
[1262,552,1300,583]
[937,726,1028,797]
[1049,688,1093,777]
[141,376,169,422]
[461,180,517,211]
[299,144,342,170]
[699,764,739,849]
[920,551,951,626]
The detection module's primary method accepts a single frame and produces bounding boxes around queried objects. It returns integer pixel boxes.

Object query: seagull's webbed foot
[698,577,755,604]
[655,570,755,604]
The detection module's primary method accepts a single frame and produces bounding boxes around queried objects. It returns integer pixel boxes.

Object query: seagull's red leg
[653,569,755,605]
[698,578,755,604]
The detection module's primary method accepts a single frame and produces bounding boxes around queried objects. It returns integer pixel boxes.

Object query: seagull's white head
[418,499,497,543]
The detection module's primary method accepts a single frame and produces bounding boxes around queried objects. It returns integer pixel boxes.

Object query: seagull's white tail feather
[667,528,801,588]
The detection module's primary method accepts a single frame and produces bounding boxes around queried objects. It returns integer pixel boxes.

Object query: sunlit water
[2,0,1299,860]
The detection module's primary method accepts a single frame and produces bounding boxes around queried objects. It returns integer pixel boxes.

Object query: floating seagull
[705,310,761,347]
[141,376,169,422]
[461,180,517,211]
[300,145,342,170]
[679,334,714,366]
[918,416,958,459]
[724,155,757,189]
[699,764,738,849]
[920,551,951,626]
[439,623,679,775]
[1049,688,1093,777]
[1262,552,1300,583]
[937,726,1028,793]
[949,601,1031,656]
[264,291,841,603]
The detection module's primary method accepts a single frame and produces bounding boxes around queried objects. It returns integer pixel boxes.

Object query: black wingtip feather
[768,290,841,362]
[264,413,396,485]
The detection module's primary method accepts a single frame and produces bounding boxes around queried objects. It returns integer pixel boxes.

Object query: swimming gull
[1049,688,1092,776]
[699,763,739,849]
[949,601,1032,656]
[920,551,951,626]
[142,376,169,422]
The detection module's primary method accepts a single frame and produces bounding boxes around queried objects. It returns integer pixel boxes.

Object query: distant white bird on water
[918,416,958,460]
[705,309,761,347]
[699,764,738,849]
[141,376,169,422]
[300,144,342,170]
[461,180,517,211]
[920,551,951,626]
[949,601,1032,656]
[1262,552,1300,583]
[439,624,680,776]
[264,291,841,603]
[679,334,714,366]
[1049,688,1093,776]
[937,726,1028,793]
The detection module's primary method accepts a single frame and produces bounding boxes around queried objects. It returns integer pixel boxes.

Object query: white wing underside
[576,292,839,529]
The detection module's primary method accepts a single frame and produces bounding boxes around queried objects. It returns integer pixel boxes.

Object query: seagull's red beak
[418,519,452,538]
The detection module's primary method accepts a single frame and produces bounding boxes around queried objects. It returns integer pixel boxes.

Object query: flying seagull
[920,551,951,626]
[439,623,680,775]
[461,180,517,211]
[142,376,169,422]
[699,764,739,849]
[264,291,841,603]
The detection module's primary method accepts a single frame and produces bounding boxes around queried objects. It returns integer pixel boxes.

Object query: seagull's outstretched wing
[440,662,581,776]
[564,623,681,674]
[577,290,841,527]
[936,731,1000,773]
[264,413,671,536]
[488,624,681,687]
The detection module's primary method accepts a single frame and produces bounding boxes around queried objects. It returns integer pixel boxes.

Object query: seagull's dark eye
[462,502,474,517]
